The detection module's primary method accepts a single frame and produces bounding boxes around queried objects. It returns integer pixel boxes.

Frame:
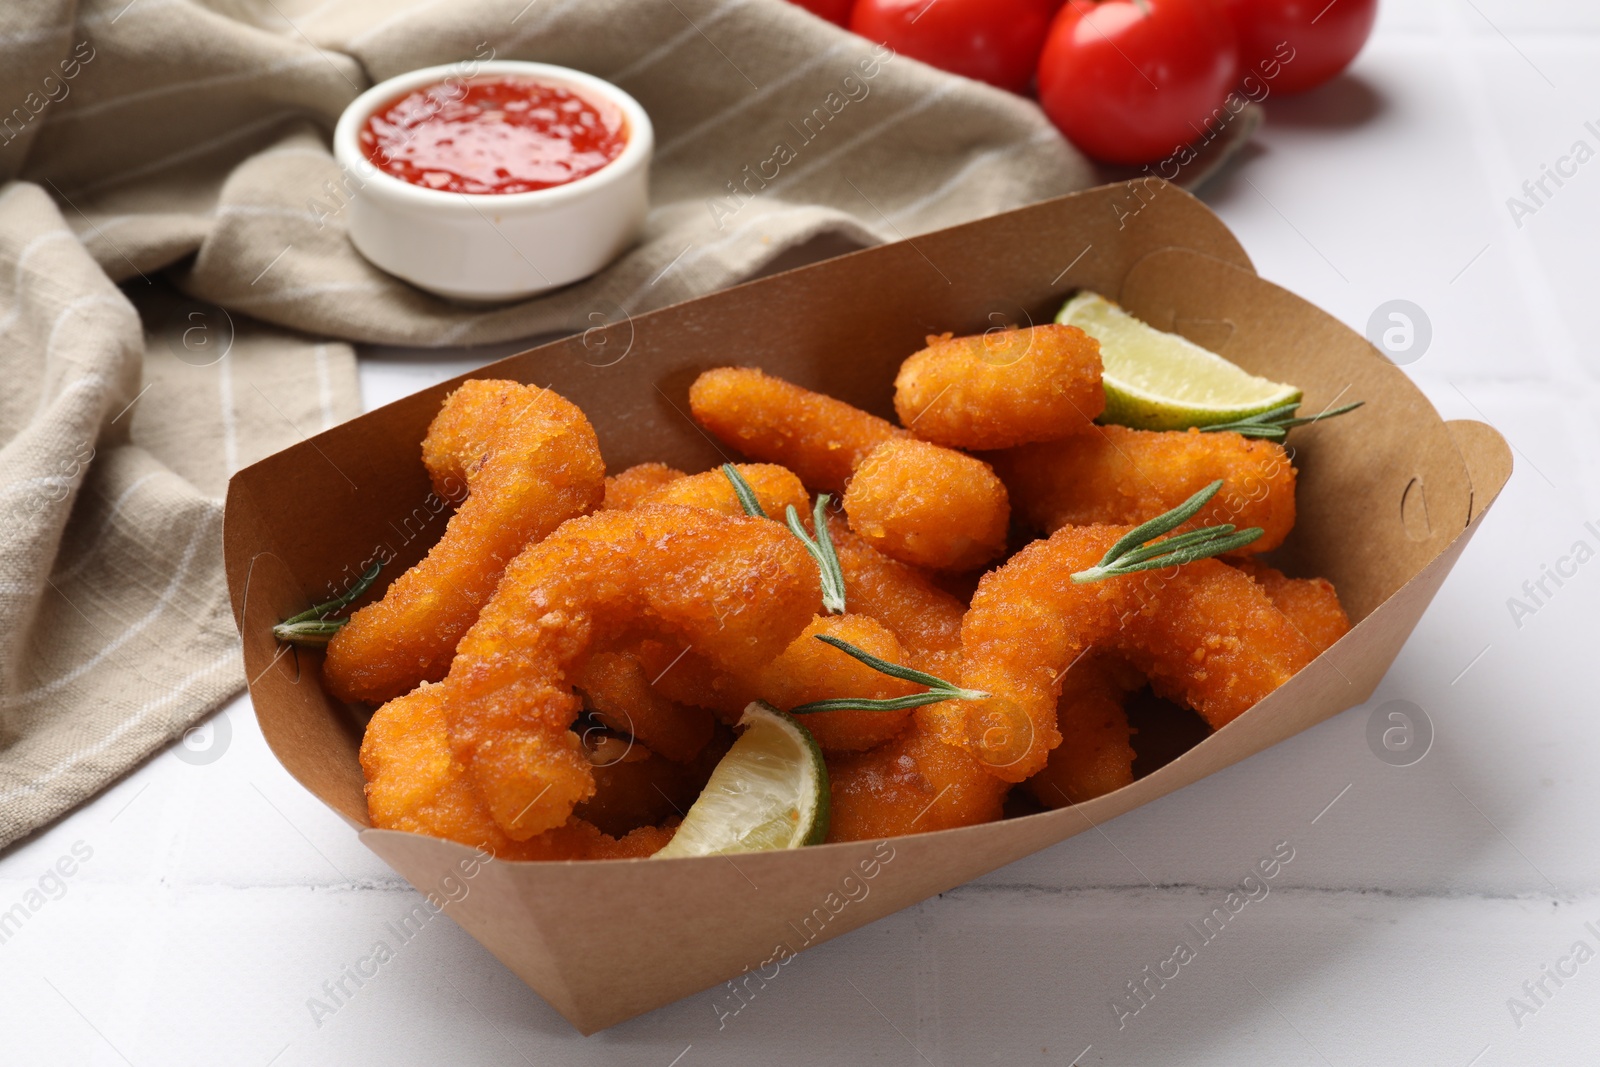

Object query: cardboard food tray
[223,181,1512,1034]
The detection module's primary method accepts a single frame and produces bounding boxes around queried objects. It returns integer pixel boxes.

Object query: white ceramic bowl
[332,60,653,303]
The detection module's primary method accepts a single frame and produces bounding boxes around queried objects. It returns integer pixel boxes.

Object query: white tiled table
[6,1,1597,1063]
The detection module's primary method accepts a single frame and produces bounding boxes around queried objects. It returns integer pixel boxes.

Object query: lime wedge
[1057,291,1301,431]
[653,702,829,857]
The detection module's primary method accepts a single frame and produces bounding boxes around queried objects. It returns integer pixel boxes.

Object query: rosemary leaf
[1096,479,1223,567]
[1275,400,1364,430]
[720,464,847,613]
[1112,524,1238,568]
[786,498,848,615]
[269,619,350,647]
[785,634,990,716]
[273,560,384,645]
[720,463,768,519]
[1072,527,1264,582]
[789,692,972,715]
[1200,400,1363,441]
[1072,480,1268,583]
[810,495,846,615]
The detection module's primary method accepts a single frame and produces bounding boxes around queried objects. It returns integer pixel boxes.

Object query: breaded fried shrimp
[575,649,715,763]
[894,325,1104,449]
[439,505,817,839]
[688,367,902,493]
[760,615,919,754]
[842,438,1011,572]
[828,516,965,678]
[689,368,1011,571]
[826,721,1009,842]
[957,524,1319,781]
[990,424,1295,552]
[1232,560,1351,654]
[602,463,684,510]
[1023,653,1144,809]
[360,684,674,859]
[635,639,754,721]
[325,381,605,705]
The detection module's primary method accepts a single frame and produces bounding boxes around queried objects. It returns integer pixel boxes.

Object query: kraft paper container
[223,181,1512,1034]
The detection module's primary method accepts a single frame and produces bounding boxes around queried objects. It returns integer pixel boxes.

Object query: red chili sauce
[360,76,628,195]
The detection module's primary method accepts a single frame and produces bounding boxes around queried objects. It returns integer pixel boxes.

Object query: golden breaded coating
[894,325,1104,449]
[630,523,968,735]
[1023,653,1144,809]
[990,424,1295,553]
[688,367,901,493]
[759,615,918,754]
[842,438,1010,572]
[826,718,1010,842]
[602,463,684,510]
[956,524,1320,782]
[636,462,809,520]
[574,728,731,838]
[325,381,605,705]
[635,639,754,721]
[575,648,715,764]
[1232,560,1351,654]
[360,684,674,860]
[828,516,965,679]
[439,504,818,839]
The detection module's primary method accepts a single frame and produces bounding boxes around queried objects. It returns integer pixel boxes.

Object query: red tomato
[850,0,1061,94]
[1036,0,1240,164]
[1212,0,1377,95]
[788,0,857,26]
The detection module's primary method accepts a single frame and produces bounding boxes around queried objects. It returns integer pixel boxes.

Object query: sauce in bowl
[360,76,629,195]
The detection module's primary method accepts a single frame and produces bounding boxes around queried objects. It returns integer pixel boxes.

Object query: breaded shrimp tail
[361,683,676,860]
[1232,560,1351,654]
[1023,652,1144,809]
[325,380,605,705]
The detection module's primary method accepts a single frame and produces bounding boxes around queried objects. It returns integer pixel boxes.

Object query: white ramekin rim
[331,59,654,214]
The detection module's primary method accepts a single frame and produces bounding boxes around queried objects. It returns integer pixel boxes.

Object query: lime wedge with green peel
[653,702,829,857]
[1057,291,1302,431]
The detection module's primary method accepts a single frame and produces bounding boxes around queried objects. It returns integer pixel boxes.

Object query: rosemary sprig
[272,561,383,646]
[720,462,768,519]
[786,497,846,615]
[1199,400,1363,441]
[789,634,989,714]
[1071,480,1262,583]
[722,464,848,615]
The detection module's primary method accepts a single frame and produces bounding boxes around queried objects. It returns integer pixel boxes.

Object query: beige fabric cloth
[0,183,361,848]
[0,0,1255,847]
